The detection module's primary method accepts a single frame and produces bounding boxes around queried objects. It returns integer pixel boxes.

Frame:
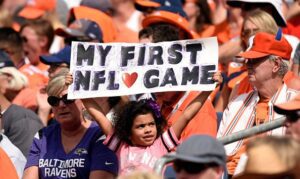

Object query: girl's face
[131,113,157,147]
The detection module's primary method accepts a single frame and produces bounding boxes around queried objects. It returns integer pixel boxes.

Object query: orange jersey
[19,64,48,89]
[166,91,218,140]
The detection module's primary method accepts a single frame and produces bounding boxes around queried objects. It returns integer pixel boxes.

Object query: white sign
[68,37,218,99]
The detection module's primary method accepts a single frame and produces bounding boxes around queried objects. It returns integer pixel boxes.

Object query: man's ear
[212,166,224,179]
[272,57,282,73]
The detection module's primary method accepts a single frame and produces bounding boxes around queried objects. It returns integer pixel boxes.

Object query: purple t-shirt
[25,122,118,178]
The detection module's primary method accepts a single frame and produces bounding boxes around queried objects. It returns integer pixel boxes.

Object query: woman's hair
[46,68,70,96]
[113,99,167,145]
[0,67,28,91]
[194,0,212,32]
[247,136,300,171]
[268,55,289,77]
[0,27,24,55]
[20,19,55,50]
[241,9,278,48]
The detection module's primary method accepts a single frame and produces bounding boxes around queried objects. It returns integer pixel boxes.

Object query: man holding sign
[139,19,219,140]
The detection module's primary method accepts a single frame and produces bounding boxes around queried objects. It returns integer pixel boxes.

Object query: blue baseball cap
[0,50,15,68]
[55,19,103,42]
[157,5,187,18]
[40,46,71,65]
[135,0,183,12]
[80,0,113,13]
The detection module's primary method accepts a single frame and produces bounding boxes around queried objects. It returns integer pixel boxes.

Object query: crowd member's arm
[286,1,300,20]
[212,0,227,25]
[219,39,243,64]
[65,74,113,136]
[82,98,114,136]
[172,72,223,138]
[36,89,51,126]
[23,167,39,179]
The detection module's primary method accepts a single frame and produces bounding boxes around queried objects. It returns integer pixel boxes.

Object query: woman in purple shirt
[23,70,118,179]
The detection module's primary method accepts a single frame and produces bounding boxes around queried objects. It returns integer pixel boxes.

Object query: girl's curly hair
[113,99,167,145]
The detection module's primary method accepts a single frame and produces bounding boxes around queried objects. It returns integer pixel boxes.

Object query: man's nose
[175,170,187,179]
[284,120,291,127]
[58,100,66,107]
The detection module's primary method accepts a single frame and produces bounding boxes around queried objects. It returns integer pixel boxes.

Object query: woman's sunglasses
[47,94,75,107]
[173,160,216,174]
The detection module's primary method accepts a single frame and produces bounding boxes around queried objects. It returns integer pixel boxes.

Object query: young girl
[66,72,222,175]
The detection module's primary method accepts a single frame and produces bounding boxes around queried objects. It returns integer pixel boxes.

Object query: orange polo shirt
[163,91,218,140]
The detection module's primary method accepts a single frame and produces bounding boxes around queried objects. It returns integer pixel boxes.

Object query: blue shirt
[25,122,118,178]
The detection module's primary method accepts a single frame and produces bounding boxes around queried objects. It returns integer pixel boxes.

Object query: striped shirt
[104,127,179,175]
[217,84,299,174]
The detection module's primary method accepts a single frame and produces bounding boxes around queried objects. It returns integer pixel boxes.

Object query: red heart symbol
[122,72,138,88]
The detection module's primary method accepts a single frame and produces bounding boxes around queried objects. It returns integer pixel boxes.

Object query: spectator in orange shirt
[20,19,54,82]
[0,27,44,112]
[183,0,230,43]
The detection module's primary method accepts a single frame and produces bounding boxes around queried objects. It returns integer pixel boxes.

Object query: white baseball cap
[226,0,286,27]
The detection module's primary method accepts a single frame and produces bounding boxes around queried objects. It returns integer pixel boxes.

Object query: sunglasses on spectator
[245,56,269,66]
[173,160,217,174]
[286,111,300,123]
[241,28,259,39]
[47,94,75,107]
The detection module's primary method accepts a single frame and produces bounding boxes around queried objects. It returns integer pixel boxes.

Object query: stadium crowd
[0,0,300,178]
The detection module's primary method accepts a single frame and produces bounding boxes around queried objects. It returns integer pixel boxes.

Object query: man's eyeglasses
[47,94,75,107]
[173,160,217,174]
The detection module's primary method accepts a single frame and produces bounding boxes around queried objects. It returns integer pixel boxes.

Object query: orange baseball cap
[135,0,161,11]
[142,10,199,39]
[18,0,56,19]
[274,94,300,114]
[237,32,292,60]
